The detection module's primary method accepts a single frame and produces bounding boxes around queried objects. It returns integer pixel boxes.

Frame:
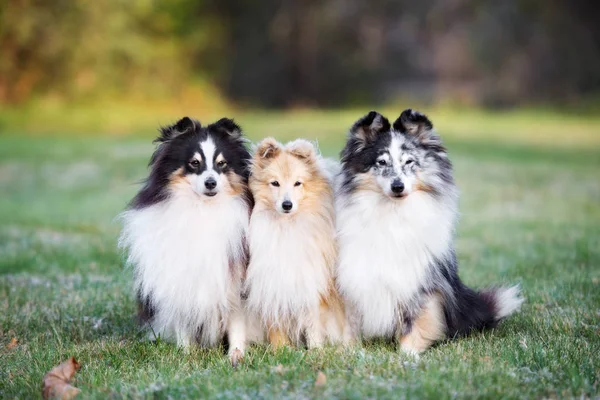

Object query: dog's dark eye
[189,159,200,168]
[271,181,280,187]
[377,159,387,166]
[217,160,227,168]
[294,181,302,187]
[405,159,414,165]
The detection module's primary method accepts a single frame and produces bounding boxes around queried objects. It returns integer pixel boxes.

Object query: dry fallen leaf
[315,371,327,387]
[272,364,285,374]
[7,337,18,350]
[42,357,81,400]
[519,337,528,349]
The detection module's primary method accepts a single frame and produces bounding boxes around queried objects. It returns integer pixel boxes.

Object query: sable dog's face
[250,138,326,216]
[339,109,453,199]
[131,117,251,208]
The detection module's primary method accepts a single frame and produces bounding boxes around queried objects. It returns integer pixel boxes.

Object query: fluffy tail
[445,284,523,338]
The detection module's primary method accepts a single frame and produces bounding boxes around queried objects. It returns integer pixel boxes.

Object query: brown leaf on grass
[272,364,285,375]
[7,337,18,350]
[42,357,81,400]
[314,371,327,387]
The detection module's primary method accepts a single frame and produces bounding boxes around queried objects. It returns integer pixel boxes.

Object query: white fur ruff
[119,190,249,347]
[335,189,456,338]
[245,213,332,343]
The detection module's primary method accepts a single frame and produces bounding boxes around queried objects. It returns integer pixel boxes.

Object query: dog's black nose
[205,177,217,190]
[391,179,404,194]
[282,200,293,211]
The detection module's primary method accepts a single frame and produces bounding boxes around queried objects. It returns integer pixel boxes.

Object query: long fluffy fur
[335,109,523,353]
[119,192,249,346]
[245,138,350,347]
[118,117,255,365]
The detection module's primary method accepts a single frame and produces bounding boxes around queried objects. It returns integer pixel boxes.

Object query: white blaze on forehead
[200,137,217,169]
[377,152,391,162]
[389,134,404,172]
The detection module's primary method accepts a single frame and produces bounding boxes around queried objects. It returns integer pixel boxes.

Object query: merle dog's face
[132,117,251,208]
[340,109,453,199]
[371,133,422,198]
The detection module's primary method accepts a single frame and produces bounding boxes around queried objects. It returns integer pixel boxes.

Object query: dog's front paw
[229,348,244,368]
[400,343,421,360]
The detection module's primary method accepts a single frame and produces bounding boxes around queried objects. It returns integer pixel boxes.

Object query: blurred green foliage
[0,0,200,103]
[1,0,599,108]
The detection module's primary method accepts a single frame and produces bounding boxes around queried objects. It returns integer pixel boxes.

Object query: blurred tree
[0,0,191,104]
[1,0,599,107]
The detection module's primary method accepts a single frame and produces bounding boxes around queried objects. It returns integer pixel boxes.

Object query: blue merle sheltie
[335,109,523,354]
[119,117,253,365]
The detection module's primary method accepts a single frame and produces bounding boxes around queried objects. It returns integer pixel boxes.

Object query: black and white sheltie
[119,117,253,365]
[335,109,523,354]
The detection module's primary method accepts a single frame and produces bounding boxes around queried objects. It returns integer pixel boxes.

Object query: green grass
[1,110,599,398]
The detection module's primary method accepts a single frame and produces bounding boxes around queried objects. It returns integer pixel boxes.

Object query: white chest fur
[119,193,248,346]
[245,213,332,327]
[336,191,455,338]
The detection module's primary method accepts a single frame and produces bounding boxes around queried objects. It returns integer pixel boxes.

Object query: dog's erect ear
[393,109,433,138]
[156,117,198,143]
[149,117,198,166]
[286,139,316,163]
[349,111,390,148]
[210,118,242,139]
[255,137,281,162]
[393,109,444,149]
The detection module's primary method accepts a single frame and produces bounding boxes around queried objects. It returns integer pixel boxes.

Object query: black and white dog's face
[132,117,251,209]
[340,109,454,199]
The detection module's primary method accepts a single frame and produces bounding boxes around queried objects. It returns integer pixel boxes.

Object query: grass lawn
[1,109,599,398]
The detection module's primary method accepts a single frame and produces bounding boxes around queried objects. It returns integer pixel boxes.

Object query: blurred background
[1,0,600,133]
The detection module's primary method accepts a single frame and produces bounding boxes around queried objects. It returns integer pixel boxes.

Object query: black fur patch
[392,109,446,154]
[392,109,433,134]
[137,290,156,323]
[430,252,498,338]
[130,117,252,209]
[339,111,392,194]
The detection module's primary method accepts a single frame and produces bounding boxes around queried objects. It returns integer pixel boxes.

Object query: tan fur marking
[250,142,335,223]
[319,288,349,344]
[224,170,245,196]
[405,124,420,135]
[354,171,383,194]
[286,139,316,162]
[415,178,434,194]
[255,137,281,168]
[268,326,291,349]
[167,167,187,188]
[399,294,446,354]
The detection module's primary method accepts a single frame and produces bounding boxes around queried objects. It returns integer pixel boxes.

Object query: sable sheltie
[244,138,349,348]
[335,109,523,354]
[119,117,252,365]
